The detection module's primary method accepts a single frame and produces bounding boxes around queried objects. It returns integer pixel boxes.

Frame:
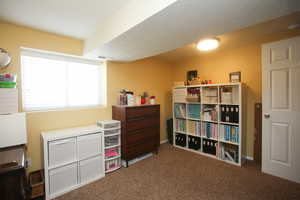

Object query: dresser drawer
[126,115,159,131]
[127,127,159,146]
[127,138,158,159]
[126,106,159,119]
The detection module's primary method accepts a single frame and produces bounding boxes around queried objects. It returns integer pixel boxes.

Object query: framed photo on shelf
[229,71,241,82]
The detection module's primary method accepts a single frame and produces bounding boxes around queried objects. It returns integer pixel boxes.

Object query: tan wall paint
[172,31,300,158]
[0,21,173,172]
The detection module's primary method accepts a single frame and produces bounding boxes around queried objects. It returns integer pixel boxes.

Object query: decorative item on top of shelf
[187,70,197,82]
[186,87,200,102]
[201,80,212,84]
[229,71,241,83]
[141,92,148,104]
[149,96,156,104]
[0,48,12,69]
[0,73,17,88]
[118,89,135,105]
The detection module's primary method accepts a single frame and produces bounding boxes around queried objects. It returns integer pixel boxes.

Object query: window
[21,48,106,111]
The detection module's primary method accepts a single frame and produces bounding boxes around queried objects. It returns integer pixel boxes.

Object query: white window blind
[21,48,106,111]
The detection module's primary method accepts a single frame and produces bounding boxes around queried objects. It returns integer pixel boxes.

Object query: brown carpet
[56,144,300,200]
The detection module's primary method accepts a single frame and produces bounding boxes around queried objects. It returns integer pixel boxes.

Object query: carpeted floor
[56,144,300,200]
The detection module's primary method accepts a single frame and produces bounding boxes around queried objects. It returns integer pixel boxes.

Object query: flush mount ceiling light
[196,38,220,51]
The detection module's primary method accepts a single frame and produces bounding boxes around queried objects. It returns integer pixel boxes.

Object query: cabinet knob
[264,113,270,119]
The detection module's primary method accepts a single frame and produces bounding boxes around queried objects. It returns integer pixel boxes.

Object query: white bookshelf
[173,82,243,166]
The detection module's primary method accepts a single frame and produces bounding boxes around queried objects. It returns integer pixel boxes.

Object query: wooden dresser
[112,104,160,167]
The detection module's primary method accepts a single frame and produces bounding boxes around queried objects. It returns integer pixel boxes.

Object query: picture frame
[187,70,197,81]
[229,71,241,82]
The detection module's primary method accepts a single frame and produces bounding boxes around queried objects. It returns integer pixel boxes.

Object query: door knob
[264,113,270,119]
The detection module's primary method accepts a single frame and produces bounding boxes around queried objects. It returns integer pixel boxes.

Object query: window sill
[22,105,107,113]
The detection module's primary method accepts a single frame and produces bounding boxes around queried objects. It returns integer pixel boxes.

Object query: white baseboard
[243,155,254,161]
[160,139,168,144]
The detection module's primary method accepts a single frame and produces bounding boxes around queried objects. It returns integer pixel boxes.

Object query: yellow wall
[0,21,173,172]
[172,31,300,158]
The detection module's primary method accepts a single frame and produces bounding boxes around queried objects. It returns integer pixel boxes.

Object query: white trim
[160,139,168,144]
[20,47,105,64]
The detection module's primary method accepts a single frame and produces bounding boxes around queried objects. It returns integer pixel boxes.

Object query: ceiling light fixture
[196,38,220,51]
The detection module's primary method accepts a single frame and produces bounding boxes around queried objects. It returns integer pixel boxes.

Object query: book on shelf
[220,125,239,143]
[220,105,239,123]
[187,120,201,136]
[175,119,186,132]
[201,122,217,139]
[174,103,186,118]
[188,104,201,119]
[202,105,218,121]
[220,143,239,163]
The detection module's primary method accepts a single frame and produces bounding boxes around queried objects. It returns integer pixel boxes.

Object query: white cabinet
[42,125,105,200]
[0,112,27,148]
[48,138,76,167]
[77,133,102,160]
[49,163,78,196]
[79,156,103,185]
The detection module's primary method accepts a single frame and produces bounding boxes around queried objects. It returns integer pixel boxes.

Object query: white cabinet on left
[42,125,105,200]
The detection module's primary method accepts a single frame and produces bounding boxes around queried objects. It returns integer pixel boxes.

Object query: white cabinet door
[0,112,27,148]
[77,133,102,160]
[49,163,78,197]
[79,156,103,185]
[48,138,77,167]
[262,36,300,183]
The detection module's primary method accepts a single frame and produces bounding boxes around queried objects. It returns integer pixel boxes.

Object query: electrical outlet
[26,158,32,168]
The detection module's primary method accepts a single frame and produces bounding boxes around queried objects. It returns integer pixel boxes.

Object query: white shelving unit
[42,125,105,200]
[97,120,122,173]
[173,82,243,166]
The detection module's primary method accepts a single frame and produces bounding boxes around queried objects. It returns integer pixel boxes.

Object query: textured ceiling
[0,0,128,39]
[155,12,300,63]
[1,0,300,61]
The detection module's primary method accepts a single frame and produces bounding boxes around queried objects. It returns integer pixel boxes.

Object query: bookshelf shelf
[219,140,239,146]
[173,82,243,166]
[202,120,218,123]
[219,122,239,126]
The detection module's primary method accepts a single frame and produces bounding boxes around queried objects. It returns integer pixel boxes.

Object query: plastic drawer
[105,158,120,172]
[105,147,120,159]
[104,128,120,136]
[105,135,119,147]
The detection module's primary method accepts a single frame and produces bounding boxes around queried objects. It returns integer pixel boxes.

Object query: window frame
[20,47,107,112]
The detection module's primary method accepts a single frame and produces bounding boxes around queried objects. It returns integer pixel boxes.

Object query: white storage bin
[49,163,78,196]
[173,88,187,102]
[104,128,120,136]
[0,88,18,114]
[77,133,102,160]
[79,156,104,184]
[48,138,76,167]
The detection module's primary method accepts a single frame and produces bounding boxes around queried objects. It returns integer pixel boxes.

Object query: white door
[262,36,300,183]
